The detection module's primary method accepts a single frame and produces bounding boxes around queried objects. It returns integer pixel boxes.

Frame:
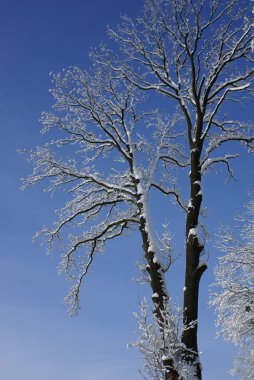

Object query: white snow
[188,228,197,237]
[201,158,213,172]
[201,154,239,173]
[229,83,250,91]
[153,255,158,263]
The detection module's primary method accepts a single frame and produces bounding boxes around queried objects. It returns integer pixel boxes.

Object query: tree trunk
[137,192,182,380]
[181,147,207,380]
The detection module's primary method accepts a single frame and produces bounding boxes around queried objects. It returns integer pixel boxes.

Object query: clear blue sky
[0,1,253,379]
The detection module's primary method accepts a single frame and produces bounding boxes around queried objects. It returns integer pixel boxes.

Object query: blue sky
[0,1,253,379]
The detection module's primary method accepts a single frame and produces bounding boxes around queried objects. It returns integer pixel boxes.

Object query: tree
[23,1,254,379]
[23,65,186,378]
[211,194,254,380]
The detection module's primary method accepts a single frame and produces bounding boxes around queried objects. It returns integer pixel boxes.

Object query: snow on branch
[101,0,254,128]
[23,63,184,314]
[131,298,201,380]
[211,193,254,379]
[200,154,239,179]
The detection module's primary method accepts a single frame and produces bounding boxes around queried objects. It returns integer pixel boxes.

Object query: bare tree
[23,1,254,379]
[211,194,254,380]
[23,64,187,378]
[91,0,254,377]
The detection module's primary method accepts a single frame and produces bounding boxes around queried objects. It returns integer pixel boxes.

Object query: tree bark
[137,191,181,380]
[181,146,207,379]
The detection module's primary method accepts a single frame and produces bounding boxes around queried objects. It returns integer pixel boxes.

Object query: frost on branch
[22,64,185,315]
[211,194,254,379]
[101,0,254,176]
[131,299,200,380]
[131,299,180,380]
[22,1,254,378]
